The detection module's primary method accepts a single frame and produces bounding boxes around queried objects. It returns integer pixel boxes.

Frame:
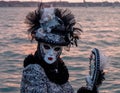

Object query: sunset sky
[1,0,119,2]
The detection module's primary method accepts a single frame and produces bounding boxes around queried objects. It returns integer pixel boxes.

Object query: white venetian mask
[39,43,62,64]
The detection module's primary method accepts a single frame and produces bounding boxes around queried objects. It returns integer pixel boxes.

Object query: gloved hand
[77,71,105,93]
[77,86,98,93]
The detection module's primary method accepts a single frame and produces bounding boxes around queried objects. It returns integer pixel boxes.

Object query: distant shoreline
[0,1,120,7]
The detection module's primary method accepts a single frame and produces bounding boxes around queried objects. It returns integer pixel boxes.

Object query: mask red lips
[48,57,53,60]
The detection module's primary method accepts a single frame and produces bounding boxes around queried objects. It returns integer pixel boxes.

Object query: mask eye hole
[43,44,50,50]
[54,47,61,51]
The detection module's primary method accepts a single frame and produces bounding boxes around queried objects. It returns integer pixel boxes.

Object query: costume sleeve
[61,82,74,93]
[20,64,47,93]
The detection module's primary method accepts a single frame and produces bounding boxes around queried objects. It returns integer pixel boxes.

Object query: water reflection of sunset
[21,43,37,55]
[0,7,120,93]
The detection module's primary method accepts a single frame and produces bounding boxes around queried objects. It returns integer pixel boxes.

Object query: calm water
[0,7,120,93]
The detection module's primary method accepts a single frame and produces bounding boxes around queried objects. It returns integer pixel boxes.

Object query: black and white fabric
[20,64,74,93]
[20,54,74,93]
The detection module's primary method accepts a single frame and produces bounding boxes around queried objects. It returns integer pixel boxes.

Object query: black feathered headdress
[25,5,82,47]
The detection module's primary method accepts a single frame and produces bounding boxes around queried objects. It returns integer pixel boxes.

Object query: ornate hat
[25,4,82,47]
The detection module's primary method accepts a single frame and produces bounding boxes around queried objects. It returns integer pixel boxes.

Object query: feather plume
[25,4,83,47]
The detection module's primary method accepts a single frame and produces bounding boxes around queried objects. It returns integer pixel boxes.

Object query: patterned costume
[20,4,105,93]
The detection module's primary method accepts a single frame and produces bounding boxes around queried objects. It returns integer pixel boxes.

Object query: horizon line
[0,0,120,3]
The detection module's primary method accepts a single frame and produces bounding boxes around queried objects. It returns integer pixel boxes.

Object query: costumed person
[20,4,105,93]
